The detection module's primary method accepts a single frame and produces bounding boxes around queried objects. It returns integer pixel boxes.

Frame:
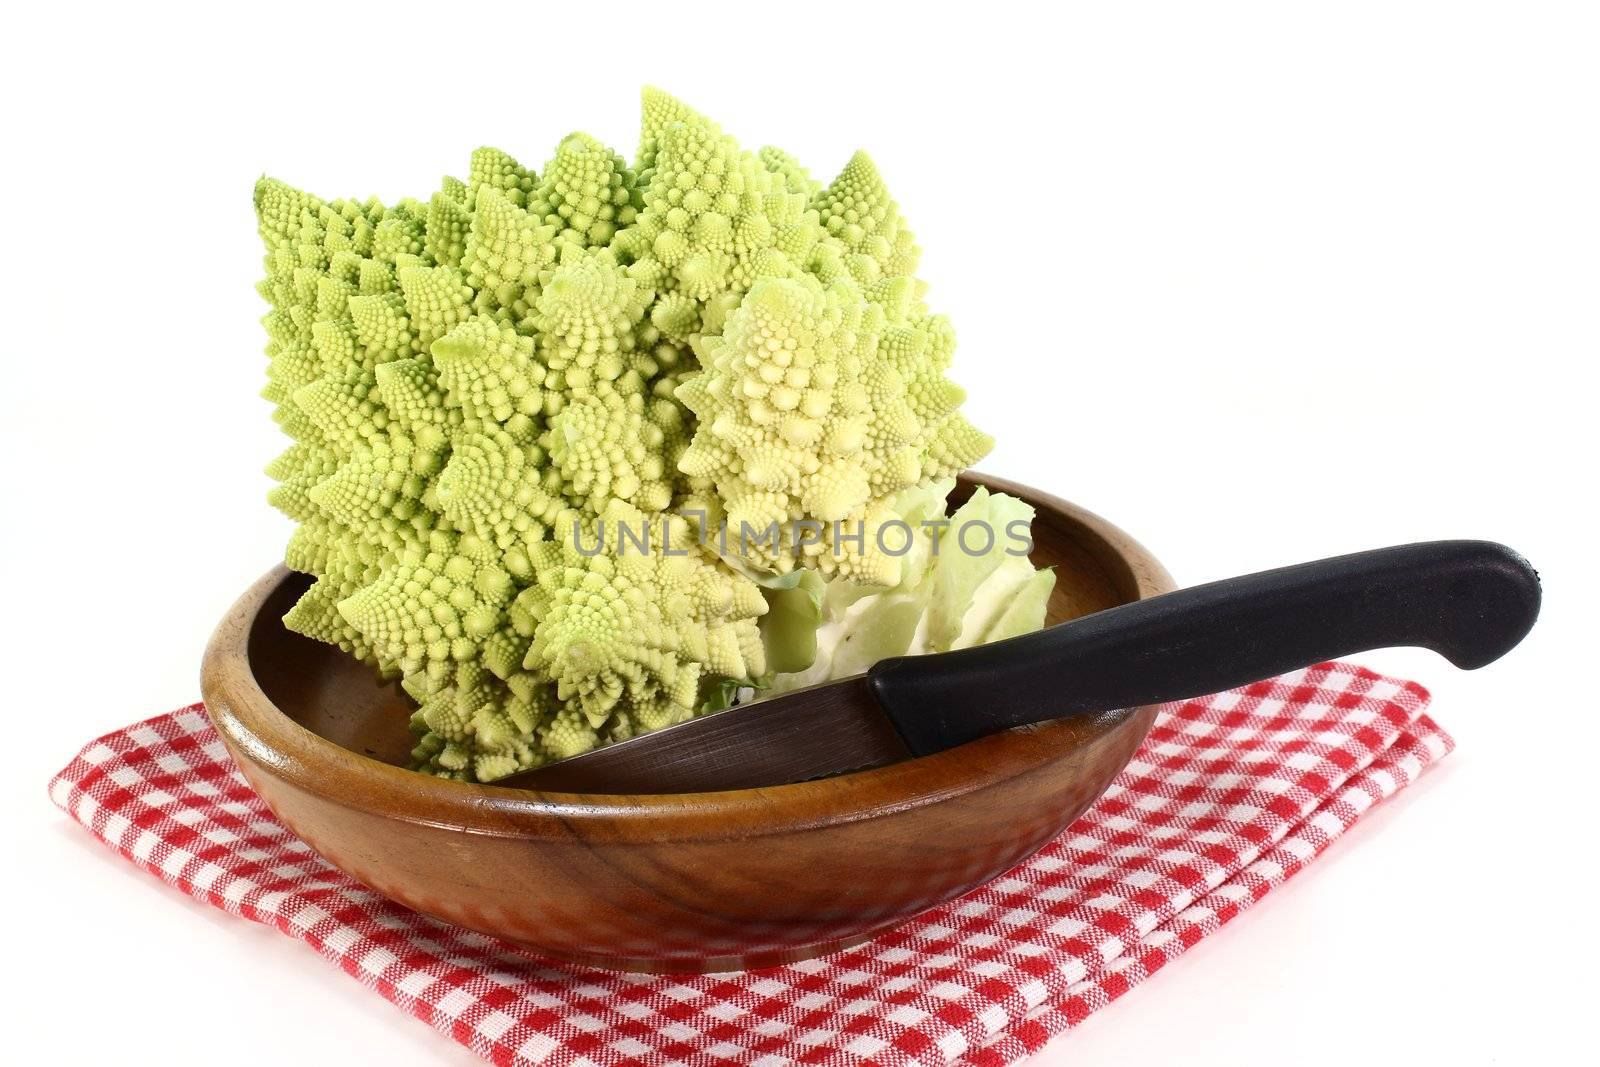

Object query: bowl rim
[201,472,1175,840]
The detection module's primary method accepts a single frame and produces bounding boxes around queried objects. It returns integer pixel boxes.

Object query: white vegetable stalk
[765,481,1056,694]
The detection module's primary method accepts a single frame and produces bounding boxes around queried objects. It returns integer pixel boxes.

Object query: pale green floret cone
[530,134,639,250]
[253,88,1036,782]
[676,273,992,587]
[510,502,768,756]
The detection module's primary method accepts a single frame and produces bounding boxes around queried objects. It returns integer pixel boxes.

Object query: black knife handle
[867,540,1540,757]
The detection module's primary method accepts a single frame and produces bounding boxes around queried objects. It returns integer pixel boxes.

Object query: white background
[6,2,1597,1063]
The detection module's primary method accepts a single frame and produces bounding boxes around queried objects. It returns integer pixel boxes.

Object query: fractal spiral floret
[254,88,1023,782]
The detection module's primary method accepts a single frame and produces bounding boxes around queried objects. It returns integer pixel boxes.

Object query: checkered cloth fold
[49,662,1448,1066]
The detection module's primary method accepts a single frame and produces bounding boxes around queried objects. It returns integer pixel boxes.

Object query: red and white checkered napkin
[49,662,1448,1066]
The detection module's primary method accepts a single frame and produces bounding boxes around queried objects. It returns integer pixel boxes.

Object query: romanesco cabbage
[254,88,1038,782]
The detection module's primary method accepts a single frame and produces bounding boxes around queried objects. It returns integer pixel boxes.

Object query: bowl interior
[246,472,1160,784]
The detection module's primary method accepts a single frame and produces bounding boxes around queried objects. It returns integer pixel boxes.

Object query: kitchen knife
[503,540,1540,794]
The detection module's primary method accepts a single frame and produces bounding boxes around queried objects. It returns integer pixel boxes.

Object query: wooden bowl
[201,473,1174,973]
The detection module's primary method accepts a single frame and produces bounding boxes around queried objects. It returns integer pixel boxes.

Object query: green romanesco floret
[509,503,768,756]
[676,275,991,587]
[253,88,1017,782]
[530,133,639,249]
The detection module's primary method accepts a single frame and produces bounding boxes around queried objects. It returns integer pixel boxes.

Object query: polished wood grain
[200,473,1175,973]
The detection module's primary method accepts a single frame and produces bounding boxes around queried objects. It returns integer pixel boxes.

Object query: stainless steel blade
[498,676,912,794]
